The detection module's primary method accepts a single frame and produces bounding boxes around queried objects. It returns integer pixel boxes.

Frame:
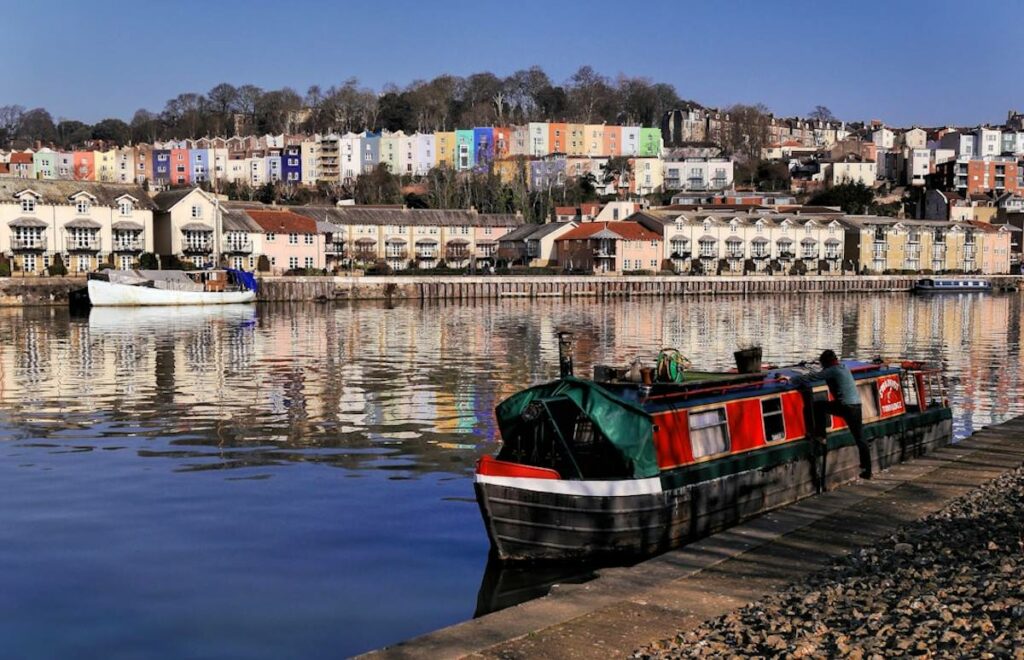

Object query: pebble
[633,465,1024,658]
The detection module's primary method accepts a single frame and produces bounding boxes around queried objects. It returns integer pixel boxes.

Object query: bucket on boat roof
[734,346,763,374]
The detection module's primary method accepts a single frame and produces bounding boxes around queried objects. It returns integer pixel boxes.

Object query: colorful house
[638,128,663,157]
[379,131,402,174]
[434,131,456,168]
[360,132,380,174]
[493,127,512,160]
[585,124,605,156]
[281,145,302,183]
[548,122,568,154]
[170,147,190,185]
[33,149,58,179]
[602,125,622,156]
[472,127,494,170]
[72,151,95,181]
[189,148,210,184]
[455,130,475,171]
[245,208,325,273]
[527,122,549,156]
[567,124,586,156]
[94,150,117,182]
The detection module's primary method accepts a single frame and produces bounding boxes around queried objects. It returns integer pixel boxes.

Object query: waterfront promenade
[366,416,1024,659]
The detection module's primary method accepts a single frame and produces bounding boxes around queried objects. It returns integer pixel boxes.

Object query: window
[304,234,313,245]
[762,398,786,441]
[119,200,133,216]
[191,205,202,218]
[858,381,880,418]
[289,256,298,270]
[266,233,275,242]
[21,197,35,213]
[76,199,90,213]
[289,233,298,245]
[689,408,729,458]
[305,257,314,268]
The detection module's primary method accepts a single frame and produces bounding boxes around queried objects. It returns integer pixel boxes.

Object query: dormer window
[191,204,202,219]
[76,199,90,214]
[119,200,133,216]
[21,197,36,213]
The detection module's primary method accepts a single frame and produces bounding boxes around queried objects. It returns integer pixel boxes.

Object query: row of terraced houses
[0,180,1013,276]
[0,124,742,197]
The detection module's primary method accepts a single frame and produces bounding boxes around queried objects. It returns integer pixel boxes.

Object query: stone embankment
[257,274,1022,302]
[0,276,83,306]
[637,465,1024,659]
[364,417,1024,659]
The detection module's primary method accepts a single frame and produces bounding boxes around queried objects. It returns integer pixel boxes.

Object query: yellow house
[94,150,118,183]
[566,124,586,156]
[843,217,1010,274]
[434,132,456,168]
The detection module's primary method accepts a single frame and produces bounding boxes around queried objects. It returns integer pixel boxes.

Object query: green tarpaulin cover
[495,377,658,479]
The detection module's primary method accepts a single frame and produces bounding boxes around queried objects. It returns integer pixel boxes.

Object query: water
[0,293,1021,658]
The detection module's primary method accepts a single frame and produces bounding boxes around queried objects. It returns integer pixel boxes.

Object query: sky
[2,0,1022,128]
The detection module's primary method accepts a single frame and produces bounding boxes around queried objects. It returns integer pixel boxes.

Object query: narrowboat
[475,336,952,562]
[913,277,991,293]
[86,269,257,306]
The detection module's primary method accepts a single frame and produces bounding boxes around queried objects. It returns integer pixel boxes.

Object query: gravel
[635,465,1024,659]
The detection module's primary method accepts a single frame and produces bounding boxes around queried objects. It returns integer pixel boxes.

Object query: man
[798,350,871,479]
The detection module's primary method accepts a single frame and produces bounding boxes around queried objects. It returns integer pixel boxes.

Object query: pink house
[555,221,663,274]
[170,148,191,186]
[246,209,325,273]
[473,222,517,266]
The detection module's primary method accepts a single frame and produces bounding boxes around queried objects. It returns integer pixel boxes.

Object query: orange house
[603,125,622,157]
[493,127,513,159]
[548,123,568,154]
[170,148,191,185]
[72,151,95,180]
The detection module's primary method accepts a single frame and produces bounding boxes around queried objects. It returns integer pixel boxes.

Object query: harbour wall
[256,274,1022,302]
[0,274,1019,306]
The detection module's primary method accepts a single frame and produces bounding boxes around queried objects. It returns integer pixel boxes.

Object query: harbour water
[0,293,1022,658]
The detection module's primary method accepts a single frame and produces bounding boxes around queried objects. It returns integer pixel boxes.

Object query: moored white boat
[86,269,257,306]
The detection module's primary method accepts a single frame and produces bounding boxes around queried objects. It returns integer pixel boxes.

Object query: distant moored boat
[913,277,992,293]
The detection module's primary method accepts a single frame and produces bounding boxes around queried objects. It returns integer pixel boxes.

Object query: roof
[556,221,661,242]
[291,206,524,228]
[221,207,263,233]
[500,223,545,242]
[244,209,318,234]
[152,187,200,211]
[0,179,155,209]
[529,222,576,240]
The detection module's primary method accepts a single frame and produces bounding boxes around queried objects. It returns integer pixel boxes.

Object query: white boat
[86,269,257,307]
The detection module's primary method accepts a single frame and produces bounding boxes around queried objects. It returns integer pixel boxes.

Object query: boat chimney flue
[557,332,575,378]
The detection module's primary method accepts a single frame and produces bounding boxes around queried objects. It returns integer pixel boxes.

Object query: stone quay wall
[0,274,1019,306]
[255,274,1023,302]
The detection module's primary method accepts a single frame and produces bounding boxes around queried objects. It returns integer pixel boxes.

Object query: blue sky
[2,0,1022,127]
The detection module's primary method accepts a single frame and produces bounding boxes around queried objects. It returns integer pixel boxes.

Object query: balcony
[112,238,144,253]
[671,250,691,260]
[751,251,770,260]
[711,177,728,189]
[446,247,470,261]
[223,238,253,254]
[778,251,796,260]
[353,247,377,261]
[325,242,346,256]
[11,238,46,251]
[593,249,616,259]
[384,250,408,260]
[181,240,213,255]
[726,250,744,260]
[66,237,101,252]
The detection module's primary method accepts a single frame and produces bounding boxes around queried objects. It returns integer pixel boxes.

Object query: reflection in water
[0,293,1021,657]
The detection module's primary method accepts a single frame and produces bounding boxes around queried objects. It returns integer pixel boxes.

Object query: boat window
[689,408,729,458]
[762,397,786,442]
[858,381,881,418]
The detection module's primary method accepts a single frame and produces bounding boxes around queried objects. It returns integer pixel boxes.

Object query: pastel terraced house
[555,221,662,274]
[245,208,324,273]
[0,179,154,275]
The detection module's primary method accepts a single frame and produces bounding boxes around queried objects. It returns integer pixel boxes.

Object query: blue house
[361,132,380,174]
[473,127,494,171]
[152,149,171,186]
[281,145,302,183]
[189,149,210,183]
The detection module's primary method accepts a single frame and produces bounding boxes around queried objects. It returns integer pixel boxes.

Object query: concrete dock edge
[362,416,1024,659]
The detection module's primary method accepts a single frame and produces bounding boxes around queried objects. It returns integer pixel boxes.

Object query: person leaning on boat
[785,350,871,480]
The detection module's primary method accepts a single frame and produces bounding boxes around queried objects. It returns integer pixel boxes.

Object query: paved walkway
[363,417,1024,659]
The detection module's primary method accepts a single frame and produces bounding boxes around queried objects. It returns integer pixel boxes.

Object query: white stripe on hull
[88,279,256,306]
[475,474,663,497]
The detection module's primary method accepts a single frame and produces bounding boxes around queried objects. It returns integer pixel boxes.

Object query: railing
[112,238,144,252]
[66,237,101,252]
[671,251,691,260]
[446,249,469,260]
[325,243,346,255]
[181,240,213,254]
[353,248,377,260]
[11,238,46,250]
[778,251,796,259]
[385,250,408,260]
[415,250,437,259]
[726,250,744,259]
[593,249,616,258]
[751,251,769,259]
[223,239,253,254]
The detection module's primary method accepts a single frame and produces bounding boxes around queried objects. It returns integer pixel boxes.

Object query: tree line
[0,66,689,149]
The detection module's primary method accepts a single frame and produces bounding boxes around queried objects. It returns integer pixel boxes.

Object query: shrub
[0,261,9,277]
[138,252,158,269]
[50,254,67,276]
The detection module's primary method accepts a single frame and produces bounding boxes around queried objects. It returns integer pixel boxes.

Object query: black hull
[478,413,952,561]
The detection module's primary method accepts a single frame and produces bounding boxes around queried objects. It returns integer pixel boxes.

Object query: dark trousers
[814,400,870,474]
